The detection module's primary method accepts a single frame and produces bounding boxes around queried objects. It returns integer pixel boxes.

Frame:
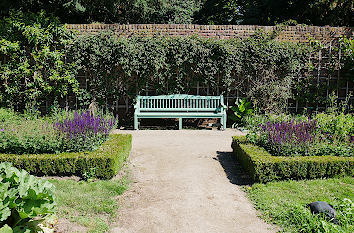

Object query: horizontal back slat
[137,95,222,111]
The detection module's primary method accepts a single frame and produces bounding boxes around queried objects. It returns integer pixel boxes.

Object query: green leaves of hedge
[69,30,310,113]
[0,11,79,110]
[0,162,56,230]
[0,134,132,179]
[232,136,354,183]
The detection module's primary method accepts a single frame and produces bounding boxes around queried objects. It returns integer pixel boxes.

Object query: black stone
[307,201,339,224]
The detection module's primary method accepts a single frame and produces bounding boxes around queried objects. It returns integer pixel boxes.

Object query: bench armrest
[221,104,227,109]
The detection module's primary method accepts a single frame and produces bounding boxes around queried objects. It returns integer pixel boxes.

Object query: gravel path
[111,129,277,233]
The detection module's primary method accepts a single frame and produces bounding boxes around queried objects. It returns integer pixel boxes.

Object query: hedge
[232,136,354,183]
[0,134,132,179]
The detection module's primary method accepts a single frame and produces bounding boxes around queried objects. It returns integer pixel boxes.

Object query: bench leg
[221,117,227,130]
[134,115,138,130]
[179,118,182,130]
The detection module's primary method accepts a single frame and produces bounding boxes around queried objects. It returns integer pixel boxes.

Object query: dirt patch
[55,218,87,233]
[111,129,278,233]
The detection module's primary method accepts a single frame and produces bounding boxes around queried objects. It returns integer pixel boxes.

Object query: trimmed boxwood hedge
[0,134,132,179]
[232,136,354,183]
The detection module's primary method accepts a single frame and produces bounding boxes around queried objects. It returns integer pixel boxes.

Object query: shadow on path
[214,151,253,186]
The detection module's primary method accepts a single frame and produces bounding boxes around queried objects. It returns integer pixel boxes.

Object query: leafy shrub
[54,111,117,152]
[0,11,79,110]
[0,134,132,179]
[228,98,253,127]
[0,162,56,232]
[314,112,354,143]
[0,108,21,123]
[232,136,354,183]
[0,119,63,154]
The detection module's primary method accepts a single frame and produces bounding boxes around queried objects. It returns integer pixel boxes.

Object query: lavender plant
[53,111,117,152]
[253,118,353,157]
[257,119,318,156]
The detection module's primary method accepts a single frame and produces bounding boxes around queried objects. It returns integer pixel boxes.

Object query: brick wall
[66,24,353,43]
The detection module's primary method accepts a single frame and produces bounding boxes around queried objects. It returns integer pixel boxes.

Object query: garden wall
[64,24,353,122]
[66,24,354,43]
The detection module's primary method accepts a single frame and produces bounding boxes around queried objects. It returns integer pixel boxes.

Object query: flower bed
[0,134,132,179]
[0,109,117,154]
[232,136,354,183]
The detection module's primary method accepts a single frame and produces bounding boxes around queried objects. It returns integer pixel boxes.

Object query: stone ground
[111,129,278,233]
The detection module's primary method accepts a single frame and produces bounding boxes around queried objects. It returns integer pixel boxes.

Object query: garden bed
[0,134,132,179]
[232,136,354,183]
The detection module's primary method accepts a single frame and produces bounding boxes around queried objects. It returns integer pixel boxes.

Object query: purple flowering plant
[256,119,318,156]
[53,111,117,152]
[248,116,353,157]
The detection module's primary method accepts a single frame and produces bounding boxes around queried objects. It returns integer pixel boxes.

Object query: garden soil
[111,129,278,233]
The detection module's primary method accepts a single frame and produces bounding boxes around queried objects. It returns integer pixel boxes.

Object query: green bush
[314,112,354,143]
[0,162,56,232]
[0,134,132,179]
[0,11,79,110]
[0,119,63,154]
[232,136,354,183]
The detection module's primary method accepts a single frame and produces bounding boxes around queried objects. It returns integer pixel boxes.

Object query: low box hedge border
[232,136,354,183]
[0,134,132,179]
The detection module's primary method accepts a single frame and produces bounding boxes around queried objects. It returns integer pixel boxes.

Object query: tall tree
[0,0,204,24]
[194,0,354,26]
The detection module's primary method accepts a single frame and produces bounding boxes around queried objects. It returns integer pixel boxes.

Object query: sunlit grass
[244,177,354,232]
[49,177,129,233]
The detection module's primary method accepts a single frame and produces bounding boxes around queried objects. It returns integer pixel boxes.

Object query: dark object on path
[307,201,339,224]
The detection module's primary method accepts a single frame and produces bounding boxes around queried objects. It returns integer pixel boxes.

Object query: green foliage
[228,98,253,126]
[0,0,203,24]
[0,108,21,123]
[0,162,56,232]
[69,31,310,113]
[340,37,354,81]
[243,105,353,158]
[0,11,79,110]
[195,0,354,26]
[194,0,240,25]
[245,177,354,233]
[231,136,354,183]
[0,108,118,154]
[82,167,97,182]
[2,1,353,26]
[314,113,354,143]
[242,112,308,132]
[0,134,132,179]
[0,118,63,155]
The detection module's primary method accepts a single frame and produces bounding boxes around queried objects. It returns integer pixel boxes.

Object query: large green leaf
[0,225,13,233]
[0,162,56,228]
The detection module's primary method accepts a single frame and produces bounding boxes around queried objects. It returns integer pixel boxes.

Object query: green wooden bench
[134,94,227,130]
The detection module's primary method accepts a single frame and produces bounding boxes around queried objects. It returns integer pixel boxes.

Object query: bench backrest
[135,95,224,112]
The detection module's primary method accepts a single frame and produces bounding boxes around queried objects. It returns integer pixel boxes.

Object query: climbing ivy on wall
[68,30,311,113]
[1,11,352,114]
